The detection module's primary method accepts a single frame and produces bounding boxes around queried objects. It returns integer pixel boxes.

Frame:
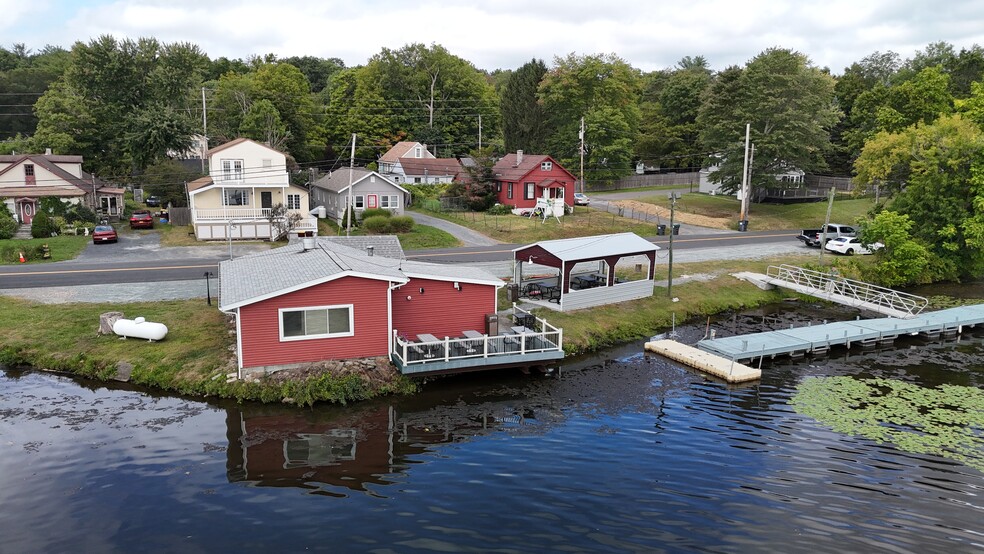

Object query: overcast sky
[4,0,984,73]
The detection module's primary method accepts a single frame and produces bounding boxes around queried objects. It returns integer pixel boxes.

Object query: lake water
[2,305,983,553]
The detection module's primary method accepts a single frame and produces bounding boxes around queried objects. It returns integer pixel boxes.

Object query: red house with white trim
[492,151,576,210]
[218,236,506,377]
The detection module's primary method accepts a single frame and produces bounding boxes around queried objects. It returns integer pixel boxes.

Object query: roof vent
[302,237,316,251]
[45,148,52,155]
[366,245,374,257]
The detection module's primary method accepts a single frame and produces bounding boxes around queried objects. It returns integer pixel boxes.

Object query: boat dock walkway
[696,304,984,363]
[735,264,929,319]
[645,339,761,383]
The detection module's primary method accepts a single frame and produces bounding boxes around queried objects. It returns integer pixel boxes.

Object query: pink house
[492,151,576,210]
[218,236,563,377]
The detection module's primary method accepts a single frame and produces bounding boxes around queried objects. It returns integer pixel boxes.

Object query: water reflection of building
[225,402,555,493]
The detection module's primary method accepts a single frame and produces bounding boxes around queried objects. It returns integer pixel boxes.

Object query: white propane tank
[112,316,168,341]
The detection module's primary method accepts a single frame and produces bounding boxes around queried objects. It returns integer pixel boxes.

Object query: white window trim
[541,161,553,171]
[223,188,250,206]
[278,304,355,342]
[380,195,399,209]
[286,193,301,210]
[354,195,365,209]
[525,182,535,200]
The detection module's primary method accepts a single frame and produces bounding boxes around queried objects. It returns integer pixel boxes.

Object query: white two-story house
[186,138,316,241]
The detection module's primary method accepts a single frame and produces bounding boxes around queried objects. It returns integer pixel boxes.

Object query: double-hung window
[286,194,301,210]
[525,182,535,200]
[507,183,513,199]
[354,195,365,209]
[280,305,353,341]
[380,195,399,209]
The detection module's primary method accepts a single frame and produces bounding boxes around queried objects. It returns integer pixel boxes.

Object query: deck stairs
[734,264,928,319]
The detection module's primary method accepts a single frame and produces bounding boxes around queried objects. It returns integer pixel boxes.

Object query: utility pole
[478,114,482,151]
[739,123,750,230]
[579,116,585,194]
[667,192,679,298]
[201,87,208,174]
[345,133,356,237]
[819,188,835,264]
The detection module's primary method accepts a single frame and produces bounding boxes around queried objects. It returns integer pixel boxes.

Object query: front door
[18,200,35,224]
[261,192,272,210]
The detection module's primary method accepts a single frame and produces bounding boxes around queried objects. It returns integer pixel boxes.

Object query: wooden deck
[696,304,984,363]
[390,305,564,375]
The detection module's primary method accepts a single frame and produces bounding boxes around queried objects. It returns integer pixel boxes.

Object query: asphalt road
[0,229,805,290]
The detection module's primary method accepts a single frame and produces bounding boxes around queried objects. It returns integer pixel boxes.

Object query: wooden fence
[167,207,192,226]
[599,172,700,191]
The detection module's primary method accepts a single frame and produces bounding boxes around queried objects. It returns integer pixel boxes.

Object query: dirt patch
[611,199,732,229]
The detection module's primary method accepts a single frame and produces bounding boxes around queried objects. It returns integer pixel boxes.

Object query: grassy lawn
[318,219,460,250]
[412,207,660,244]
[629,193,878,231]
[157,222,205,247]
[0,234,91,264]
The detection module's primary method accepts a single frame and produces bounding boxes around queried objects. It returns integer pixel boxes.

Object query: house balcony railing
[193,207,272,221]
[192,209,317,230]
[391,304,564,375]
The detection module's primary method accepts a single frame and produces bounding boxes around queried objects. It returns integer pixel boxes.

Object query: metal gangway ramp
[747,264,928,319]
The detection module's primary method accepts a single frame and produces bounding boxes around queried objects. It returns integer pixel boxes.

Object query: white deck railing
[193,208,271,221]
[392,305,563,367]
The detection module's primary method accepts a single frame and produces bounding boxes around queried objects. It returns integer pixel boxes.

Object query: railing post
[483,334,489,358]
[444,336,450,361]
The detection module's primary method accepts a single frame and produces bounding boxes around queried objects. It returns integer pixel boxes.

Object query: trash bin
[672,224,681,235]
[485,313,499,336]
[656,224,666,236]
[738,220,748,232]
[506,284,519,302]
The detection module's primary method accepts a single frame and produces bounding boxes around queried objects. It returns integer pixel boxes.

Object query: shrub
[66,204,98,225]
[361,215,391,234]
[0,211,16,239]
[31,210,59,238]
[361,208,391,221]
[487,203,513,215]
[389,215,414,233]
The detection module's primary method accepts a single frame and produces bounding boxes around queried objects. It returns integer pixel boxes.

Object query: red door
[18,200,35,224]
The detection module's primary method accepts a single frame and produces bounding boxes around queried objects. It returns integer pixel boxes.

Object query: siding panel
[392,277,496,339]
[239,276,391,369]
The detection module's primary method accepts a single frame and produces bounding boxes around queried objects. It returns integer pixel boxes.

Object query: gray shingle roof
[220,236,502,310]
[514,232,659,262]
[320,235,405,260]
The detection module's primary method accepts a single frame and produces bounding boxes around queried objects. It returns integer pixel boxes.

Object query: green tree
[281,55,345,93]
[501,58,550,153]
[539,52,641,182]
[140,158,203,208]
[854,114,984,281]
[698,48,839,194]
[635,58,711,170]
[858,210,931,286]
[33,36,208,177]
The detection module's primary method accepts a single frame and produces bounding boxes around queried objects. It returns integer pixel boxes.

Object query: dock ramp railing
[766,264,928,319]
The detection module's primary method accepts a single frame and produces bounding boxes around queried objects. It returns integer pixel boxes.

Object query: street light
[227,220,238,260]
[667,192,680,298]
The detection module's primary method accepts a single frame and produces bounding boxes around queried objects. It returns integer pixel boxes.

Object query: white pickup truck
[797,223,857,247]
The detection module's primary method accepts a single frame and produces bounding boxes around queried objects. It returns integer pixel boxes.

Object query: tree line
[3,38,984,283]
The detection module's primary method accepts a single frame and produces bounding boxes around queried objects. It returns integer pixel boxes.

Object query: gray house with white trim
[309,168,410,223]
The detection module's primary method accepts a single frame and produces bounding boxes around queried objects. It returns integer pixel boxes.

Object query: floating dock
[645,339,761,383]
[697,304,984,363]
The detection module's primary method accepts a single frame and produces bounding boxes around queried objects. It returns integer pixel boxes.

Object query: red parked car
[92,225,118,244]
[129,210,154,229]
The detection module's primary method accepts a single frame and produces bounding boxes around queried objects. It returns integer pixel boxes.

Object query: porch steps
[13,224,32,240]
[645,339,761,383]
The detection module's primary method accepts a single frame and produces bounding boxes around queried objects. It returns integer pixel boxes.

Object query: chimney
[516,150,523,166]
[302,236,316,251]
[45,147,52,155]
[366,245,374,257]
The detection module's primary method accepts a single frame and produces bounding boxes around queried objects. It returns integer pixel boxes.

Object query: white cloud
[6,0,984,73]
